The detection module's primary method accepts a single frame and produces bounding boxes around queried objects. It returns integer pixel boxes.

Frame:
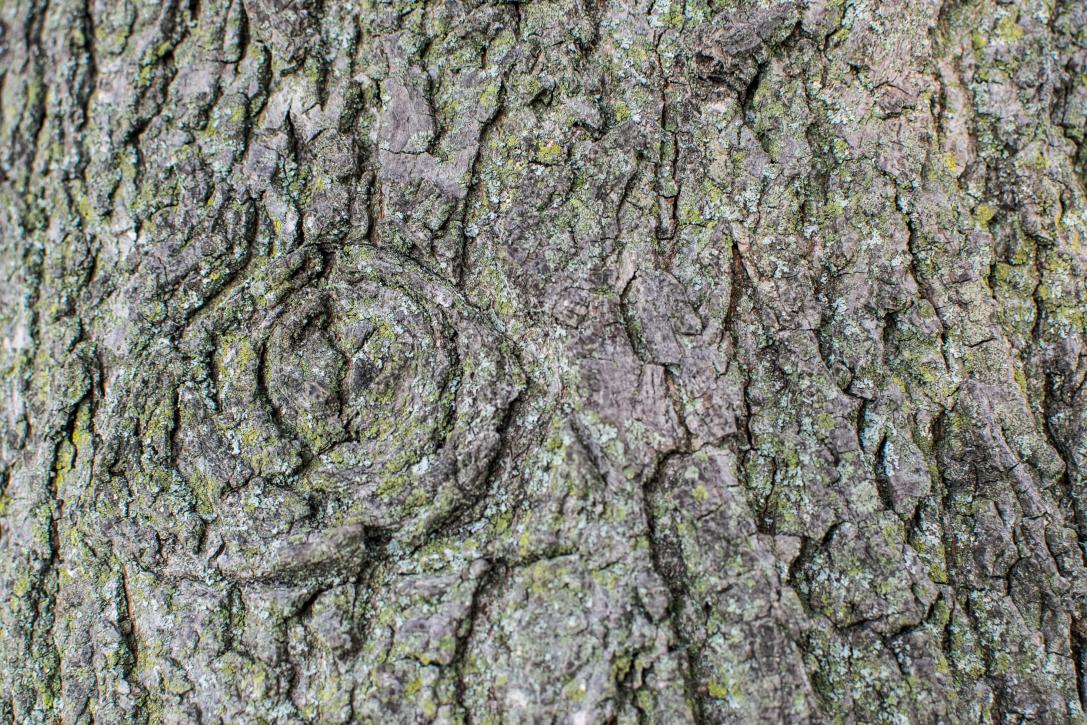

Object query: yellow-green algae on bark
[1,0,1086,722]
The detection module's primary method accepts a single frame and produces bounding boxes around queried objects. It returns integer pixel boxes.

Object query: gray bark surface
[1,0,1086,722]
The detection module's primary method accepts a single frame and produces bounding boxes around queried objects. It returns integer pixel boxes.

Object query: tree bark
[1,0,1086,722]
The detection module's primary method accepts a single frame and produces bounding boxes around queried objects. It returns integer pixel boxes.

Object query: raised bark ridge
[0,0,1085,722]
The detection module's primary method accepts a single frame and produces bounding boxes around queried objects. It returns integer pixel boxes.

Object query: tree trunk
[1,0,1086,722]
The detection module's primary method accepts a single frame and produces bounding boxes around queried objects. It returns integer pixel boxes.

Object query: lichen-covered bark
[1,0,1085,722]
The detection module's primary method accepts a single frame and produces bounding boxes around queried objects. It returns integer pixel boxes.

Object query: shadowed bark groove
[1,0,1086,722]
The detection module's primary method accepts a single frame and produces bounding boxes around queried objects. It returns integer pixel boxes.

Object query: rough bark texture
[1,0,1086,722]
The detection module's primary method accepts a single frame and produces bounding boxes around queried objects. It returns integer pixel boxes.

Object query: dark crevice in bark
[640,453,707,725]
